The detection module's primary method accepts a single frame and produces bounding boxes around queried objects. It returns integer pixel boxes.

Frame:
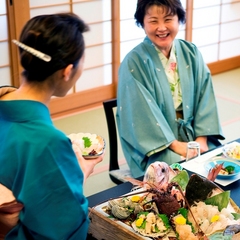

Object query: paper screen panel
[198,45,219,64]
[220,39,240,60]
[221,2,240,22]
[75,65,112,91]
[84,21,112,47]
[192,25,219,47]
[220,21,240,42]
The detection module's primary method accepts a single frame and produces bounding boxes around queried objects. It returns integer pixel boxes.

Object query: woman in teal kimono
[116,0,225,178]
[0,13,103,239]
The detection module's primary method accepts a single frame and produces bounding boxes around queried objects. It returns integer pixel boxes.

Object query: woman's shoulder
[124,37,152,56]
[175,38,200,52]
[121,37,157,66]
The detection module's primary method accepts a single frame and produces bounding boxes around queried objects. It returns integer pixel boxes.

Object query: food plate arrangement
[204,157,240,179]
[222,141,240,161]
[91,162,240,240]
[68,132,105,159]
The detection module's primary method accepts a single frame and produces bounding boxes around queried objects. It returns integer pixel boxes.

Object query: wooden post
[6,0,30,87]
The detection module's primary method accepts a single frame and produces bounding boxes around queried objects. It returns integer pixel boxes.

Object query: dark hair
[134,0,186,28]
[18,12,89,81]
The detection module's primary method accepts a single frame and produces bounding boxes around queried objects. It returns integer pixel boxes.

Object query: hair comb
[12,39,51,62]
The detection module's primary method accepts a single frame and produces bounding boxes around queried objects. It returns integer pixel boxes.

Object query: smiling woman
[116,0,225,179]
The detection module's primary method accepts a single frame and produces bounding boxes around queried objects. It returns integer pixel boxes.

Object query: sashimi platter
[90,162,240,240]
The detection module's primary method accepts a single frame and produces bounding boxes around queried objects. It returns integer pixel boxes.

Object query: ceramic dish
[204,157,240,179]
[222,141,240,161]
[68,132,105,159]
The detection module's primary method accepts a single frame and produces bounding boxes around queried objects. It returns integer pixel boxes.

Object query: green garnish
[158,214,170,229]
[178,208,188,219]
[141,220,146,229]
[224,165,235,174]
[177,208,194,231]
[155,225,160,232]
[137,211,149,217]
[82,137,92,148]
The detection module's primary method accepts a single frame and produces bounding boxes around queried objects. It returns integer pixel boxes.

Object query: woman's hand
[169,136,209,159]
[169,140,188,157]
[195,136,208,153]
[72,145,104,183]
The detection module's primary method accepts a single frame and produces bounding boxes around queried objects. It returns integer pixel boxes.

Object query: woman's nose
[157,23,167,31]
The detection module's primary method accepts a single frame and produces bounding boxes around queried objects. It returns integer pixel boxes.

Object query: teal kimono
[0,88,89,239]
[116,37,225,178]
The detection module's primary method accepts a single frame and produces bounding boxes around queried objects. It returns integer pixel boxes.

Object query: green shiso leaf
[232,212,240,220]
[82,137,91,148]
[178,208,194,231]
[141,220,146,229]
[137,211,149,217]
[158,214,170,229]
[170,170,189,191]
[178,208,188,219]
[205,191,230,211]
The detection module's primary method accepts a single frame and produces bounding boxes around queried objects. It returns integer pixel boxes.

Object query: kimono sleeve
[7,134,89,240]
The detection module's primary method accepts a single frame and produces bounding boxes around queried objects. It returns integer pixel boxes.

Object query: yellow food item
[136,217,144,227]
[175,215,187,225]
[211,215,220,223]
[227,145,240,159]
[131,195,141,202]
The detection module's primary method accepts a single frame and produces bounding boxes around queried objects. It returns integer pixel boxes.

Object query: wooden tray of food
[87,162,240,240]
[88,206,148,240]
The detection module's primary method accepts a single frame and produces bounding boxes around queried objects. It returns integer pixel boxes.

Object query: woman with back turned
[0,13,103,239]
[116,0,224,178]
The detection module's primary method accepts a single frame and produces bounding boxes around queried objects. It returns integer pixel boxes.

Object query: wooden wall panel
[6,0,30,87]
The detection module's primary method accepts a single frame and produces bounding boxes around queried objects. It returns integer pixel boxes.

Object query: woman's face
[143,5,179,57]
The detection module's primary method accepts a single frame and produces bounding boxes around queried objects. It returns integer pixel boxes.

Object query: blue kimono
[0,88,89,239]
[116,37,225,178]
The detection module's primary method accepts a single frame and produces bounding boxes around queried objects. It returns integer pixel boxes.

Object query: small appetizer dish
[204,157,240,179]
[222,141,240,161]
[68,132,105,159]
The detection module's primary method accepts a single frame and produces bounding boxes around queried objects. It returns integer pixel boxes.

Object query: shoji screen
[0,0,11,86]
[192,0,240,64]
[73,0,112,91]
[29,0,112,93]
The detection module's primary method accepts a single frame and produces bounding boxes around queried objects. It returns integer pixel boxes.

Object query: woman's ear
[63,64,73,81]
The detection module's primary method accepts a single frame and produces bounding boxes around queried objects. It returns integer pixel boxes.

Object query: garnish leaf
[232,212,240,220]
[158,214,170,229]
[205,191,230,211]
[170,170,189,191]
[224,165,235,174]
[178,208,188,219]
[82,137,91,148]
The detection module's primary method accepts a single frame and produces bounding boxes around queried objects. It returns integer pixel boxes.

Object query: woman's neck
[0,80,53,106]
